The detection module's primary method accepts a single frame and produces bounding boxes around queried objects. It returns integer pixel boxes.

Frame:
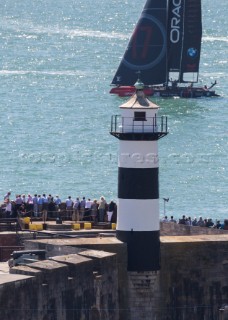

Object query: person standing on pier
[37,195,43,217]
[4,199,12,217]
[91,200,98,222]
[26,194,34,216]
[42,194,48,221]
[4,191,11,201]
[72,197,80,221]
[80,197,86,220]
[65,196,73,220]
[33,194,38,217]
[98,196,106,222]
[54,195,61,213]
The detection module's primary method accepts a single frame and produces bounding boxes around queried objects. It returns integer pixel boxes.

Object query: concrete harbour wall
[0,223,227,319]
[1,249,119,320]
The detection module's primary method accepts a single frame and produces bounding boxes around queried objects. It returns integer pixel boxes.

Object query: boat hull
[110,86,219,98]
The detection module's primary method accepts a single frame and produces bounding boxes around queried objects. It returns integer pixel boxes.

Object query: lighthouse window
[134,112,146,121]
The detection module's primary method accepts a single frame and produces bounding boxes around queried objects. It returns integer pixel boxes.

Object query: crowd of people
[0,191,117,223]
[161,215,228,230]
[1,192,227,230]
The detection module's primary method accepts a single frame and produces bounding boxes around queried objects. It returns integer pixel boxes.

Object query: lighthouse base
[117,230,160,271]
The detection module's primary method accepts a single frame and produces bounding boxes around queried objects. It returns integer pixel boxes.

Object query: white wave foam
[26,24,128,40]
[64,29,128,40]
[203,36,228,43]
[0,70,85,76]
[2,18,128,40]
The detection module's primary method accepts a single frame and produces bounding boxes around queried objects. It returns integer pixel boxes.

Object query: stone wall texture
[0,232,23,261]
[0,224,227,320]
[1,249,119,320]
[158,237,228,320]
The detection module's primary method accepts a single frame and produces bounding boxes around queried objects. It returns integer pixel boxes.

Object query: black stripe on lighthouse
[116,229,160,271]
[118,167,159,199]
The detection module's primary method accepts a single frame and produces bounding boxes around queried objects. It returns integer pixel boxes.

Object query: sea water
[0,0,227,221]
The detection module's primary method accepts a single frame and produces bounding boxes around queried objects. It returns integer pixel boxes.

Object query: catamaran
[110,0,219,98]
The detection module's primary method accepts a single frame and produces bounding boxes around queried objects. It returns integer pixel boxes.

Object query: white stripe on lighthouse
[117,199,159,231]
[119,141,158,169]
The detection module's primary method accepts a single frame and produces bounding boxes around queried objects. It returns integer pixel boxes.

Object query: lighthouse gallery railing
[110,115,168,140]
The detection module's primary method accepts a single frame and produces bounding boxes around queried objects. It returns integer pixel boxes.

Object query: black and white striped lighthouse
[110,81,168,271]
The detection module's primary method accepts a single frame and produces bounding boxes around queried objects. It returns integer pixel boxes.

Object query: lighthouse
[110,81,168,271]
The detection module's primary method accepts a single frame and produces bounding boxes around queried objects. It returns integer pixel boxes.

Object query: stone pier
[0,223,227,319]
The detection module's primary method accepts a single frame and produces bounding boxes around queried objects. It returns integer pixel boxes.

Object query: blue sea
[0,0,227,221]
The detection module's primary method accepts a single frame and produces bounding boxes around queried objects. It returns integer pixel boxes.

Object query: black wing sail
[167,0,185,79]
[180,0,202,82]
[111,0,167,86]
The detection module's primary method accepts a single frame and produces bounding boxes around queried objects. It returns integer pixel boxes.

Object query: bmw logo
[187,47,198,58]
